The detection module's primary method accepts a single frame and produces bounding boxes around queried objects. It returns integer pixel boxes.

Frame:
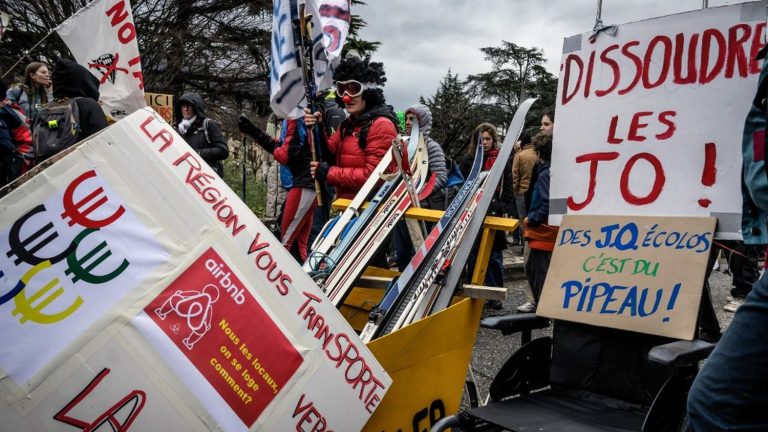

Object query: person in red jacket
[238,116,316,262]
[0,79,33,186]
[304,55,398,199]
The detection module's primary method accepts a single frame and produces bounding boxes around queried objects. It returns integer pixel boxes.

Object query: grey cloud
[358,0,733,109]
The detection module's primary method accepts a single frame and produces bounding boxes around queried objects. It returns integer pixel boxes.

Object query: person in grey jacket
[389,103,450,271]
[405,103,447,207]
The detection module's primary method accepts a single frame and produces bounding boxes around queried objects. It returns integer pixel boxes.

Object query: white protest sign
[550,3,767,239]
[0,108,390,431]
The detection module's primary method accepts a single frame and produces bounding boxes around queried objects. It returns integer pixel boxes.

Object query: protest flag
[56,0,146,120]
[269,0,351,119]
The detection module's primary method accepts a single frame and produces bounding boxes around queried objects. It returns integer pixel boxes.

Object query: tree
[1,0,275,129]
[466,41,556,132]
[421,70,479,160]
[344,1,381,58]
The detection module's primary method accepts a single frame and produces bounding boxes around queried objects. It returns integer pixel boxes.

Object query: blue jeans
[688,271,768,431]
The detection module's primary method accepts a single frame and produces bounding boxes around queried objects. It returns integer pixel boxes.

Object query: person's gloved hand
[239,115,275,152]
[311,161,329,182]
[238,115,259,137]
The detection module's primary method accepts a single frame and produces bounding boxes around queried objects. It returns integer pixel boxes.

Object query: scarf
[484,148,499,171]
[178,116,197,134]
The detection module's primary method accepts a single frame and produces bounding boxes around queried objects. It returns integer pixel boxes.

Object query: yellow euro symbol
[12,260,83,325]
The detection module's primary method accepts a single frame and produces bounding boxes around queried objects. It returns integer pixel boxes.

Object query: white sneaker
[517,302,536,313]
[723,298,744,313]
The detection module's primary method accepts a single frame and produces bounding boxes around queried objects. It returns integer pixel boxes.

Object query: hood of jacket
[52,58,101,100]
[406,103,432,137]
[350,103,398,130]
[174,93,207,125]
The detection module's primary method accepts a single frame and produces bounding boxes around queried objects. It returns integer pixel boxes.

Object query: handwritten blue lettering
[587,222,710,253]
[559,278,680,322]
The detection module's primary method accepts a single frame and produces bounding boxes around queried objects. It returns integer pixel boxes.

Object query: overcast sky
[356,0,737,110]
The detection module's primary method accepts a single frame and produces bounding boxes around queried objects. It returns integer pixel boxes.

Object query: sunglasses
[335,80,378,98]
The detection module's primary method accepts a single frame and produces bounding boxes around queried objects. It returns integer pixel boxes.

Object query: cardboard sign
[144,93,173,123]
[0,108,390,431]
[550,3,767,239]
[536,215,716,339]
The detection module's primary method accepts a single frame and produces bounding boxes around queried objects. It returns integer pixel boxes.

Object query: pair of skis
[361,98,537,341]
[325,133,431,306]
[304,122,422,277]
[359,133,486,342]
[427,98,537,315]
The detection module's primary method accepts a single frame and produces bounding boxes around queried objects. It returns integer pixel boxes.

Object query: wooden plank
[331,198,519,231]
[461,284,507,301]
[362,266,399,279]
[342,287,385,310]
[356,275,391,290]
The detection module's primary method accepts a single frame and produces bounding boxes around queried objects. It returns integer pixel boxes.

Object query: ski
[359,137,486,342]
[324,135,430,306]
[428,97,537,314]
[392,135,428,247]
[304,151,394,268]
[391,182,486,332]
[304,122,421,275]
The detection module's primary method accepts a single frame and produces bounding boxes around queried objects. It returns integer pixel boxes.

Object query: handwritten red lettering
[620,152,666,205]
[139,115,173,151]
[293,394,333,432]
[561,23,765,105]
[247,233,291,295]
[567,152,620,211]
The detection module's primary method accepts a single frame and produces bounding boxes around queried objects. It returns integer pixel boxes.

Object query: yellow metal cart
[329,199,519,431]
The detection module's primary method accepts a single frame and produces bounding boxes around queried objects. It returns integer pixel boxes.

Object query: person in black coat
[173,92,229,176]
[51,58,108,142]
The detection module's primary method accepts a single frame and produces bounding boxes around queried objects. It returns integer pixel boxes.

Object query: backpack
[444,158,465,188]
[32,98,80,162]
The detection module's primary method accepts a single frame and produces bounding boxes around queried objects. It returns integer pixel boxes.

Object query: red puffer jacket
[325,107,397,199]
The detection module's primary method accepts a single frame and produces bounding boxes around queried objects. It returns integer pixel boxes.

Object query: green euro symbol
[65,228,129,284]
[12,261,83,325]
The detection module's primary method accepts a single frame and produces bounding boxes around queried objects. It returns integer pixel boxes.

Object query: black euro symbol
[6,204,76,266]
[65,228,129,284]
[60,170,125,229]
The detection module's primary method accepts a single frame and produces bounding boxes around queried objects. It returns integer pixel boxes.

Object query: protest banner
[56,0,146,120]
[536,215,716,340]
[0,108,390,431]
[550,2,767,239]
[144,92,173,123]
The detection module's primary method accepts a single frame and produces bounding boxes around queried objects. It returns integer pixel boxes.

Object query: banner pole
[1,30,55,79]
[596,0,603,24]
[2,0,102,79]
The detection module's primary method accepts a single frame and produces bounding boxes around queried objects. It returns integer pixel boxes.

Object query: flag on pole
[56,0,146,120]
[269,0,351,119]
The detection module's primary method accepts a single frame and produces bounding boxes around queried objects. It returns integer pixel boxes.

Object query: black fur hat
[333,55,387,109]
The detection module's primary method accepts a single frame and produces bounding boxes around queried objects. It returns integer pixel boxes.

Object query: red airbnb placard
[145,247,303,426]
